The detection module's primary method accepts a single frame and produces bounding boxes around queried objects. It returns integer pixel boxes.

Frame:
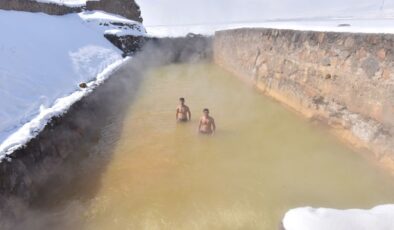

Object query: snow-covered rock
[33,0,89,8]
[283,205,394,230]
[79,11,146,36]
[0,10,145,160]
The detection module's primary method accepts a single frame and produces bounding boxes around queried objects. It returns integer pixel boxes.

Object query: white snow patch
[0,58,128,160]
[33,0,89,7]
[283,205,394,230]
[0,10,144,160]
[79,11,146,36]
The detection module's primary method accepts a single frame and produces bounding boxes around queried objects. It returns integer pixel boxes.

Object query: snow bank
[33,0,88,8]
[145,18,394,37]
[283,205,394,230]
[79,11,146,36]
[0,10,144,161]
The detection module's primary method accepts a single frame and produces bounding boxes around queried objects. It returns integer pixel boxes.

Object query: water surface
[74,63,394,229]
[74,64,394,229]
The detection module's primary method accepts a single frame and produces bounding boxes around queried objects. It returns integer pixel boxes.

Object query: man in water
[198,108,216,135]
[176,97,191,122]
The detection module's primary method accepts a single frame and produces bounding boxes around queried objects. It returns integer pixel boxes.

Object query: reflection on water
[76,63,394,229]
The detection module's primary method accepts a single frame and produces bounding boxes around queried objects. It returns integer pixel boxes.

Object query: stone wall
[0,0,142,22]
[0,0,82,15]
[214,28,394,173]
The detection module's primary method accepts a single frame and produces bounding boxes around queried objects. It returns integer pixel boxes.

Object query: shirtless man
[198,108,216,135]
[176,98,191,122]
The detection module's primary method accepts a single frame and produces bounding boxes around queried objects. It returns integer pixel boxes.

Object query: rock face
[214,29,394,173]
[0,0,142,22]
[86,0,142,22]
[0,0,82,15]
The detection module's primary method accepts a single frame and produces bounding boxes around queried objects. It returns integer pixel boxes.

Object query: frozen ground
[143,0,394,37]
[0,10,144,160]
[283,205,394,230]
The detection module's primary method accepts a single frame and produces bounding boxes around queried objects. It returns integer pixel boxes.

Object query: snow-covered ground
[283,205,394,230]
[142,0,394,37]
[145,18,394,37]
[0,10,144,161]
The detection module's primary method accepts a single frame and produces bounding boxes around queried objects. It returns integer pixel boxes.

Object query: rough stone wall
[0,0,142,22]
[0,0,82,15]
[214,28,394,173]
[86,0,142,22]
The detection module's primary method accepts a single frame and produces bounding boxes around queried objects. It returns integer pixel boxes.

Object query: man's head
[179,97,185,105]
[203,108,209,116]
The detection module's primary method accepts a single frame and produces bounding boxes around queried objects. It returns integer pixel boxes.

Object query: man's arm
[176,108,179,120]
[198,118,202,132]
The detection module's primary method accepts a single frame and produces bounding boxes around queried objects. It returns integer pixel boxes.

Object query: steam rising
[0,37,212,230]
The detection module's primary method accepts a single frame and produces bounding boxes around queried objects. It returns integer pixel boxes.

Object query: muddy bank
[214,28,394,173]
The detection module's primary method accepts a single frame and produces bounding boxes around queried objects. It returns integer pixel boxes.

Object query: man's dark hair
[203,108,209,113]
[179,97,185,101]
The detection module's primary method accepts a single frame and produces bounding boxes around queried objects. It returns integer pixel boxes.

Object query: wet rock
[79,82,88,89]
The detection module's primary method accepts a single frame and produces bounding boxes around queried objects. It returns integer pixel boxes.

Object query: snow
[33,0,89,7]
[141,0,394,37]
[79,11,146,36]
[283,205,394,230]
[145,18,394,37]
[0,10,144,161]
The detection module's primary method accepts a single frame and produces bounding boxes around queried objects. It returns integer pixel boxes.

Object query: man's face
[180,100,185,105]
[203,111,209,116]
